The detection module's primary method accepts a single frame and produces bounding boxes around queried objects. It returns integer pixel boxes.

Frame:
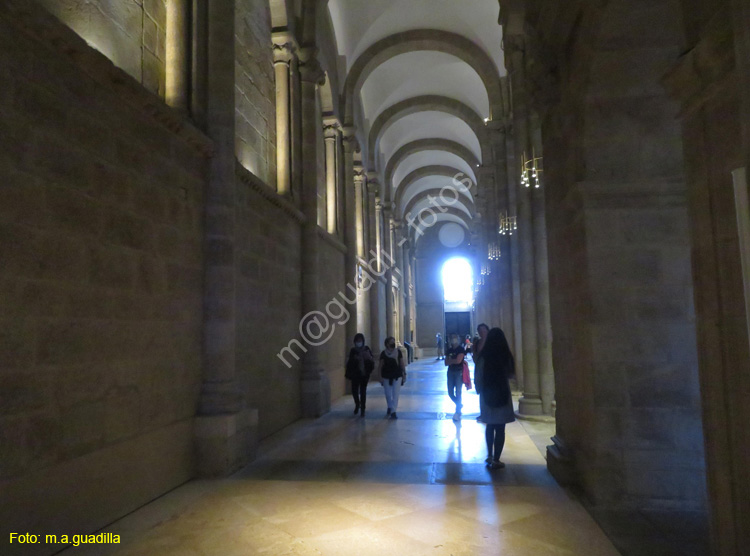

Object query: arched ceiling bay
[359,52,490,121]
[392,152,477,192]
[409,197,474,220]
[327,0,504,78]
[378,112,481,184]
[398,176,475,216]
[324,0,505,216]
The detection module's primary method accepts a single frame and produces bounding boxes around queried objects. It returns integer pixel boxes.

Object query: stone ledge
[235,162,306,223]
[0,0,214,158]
[317,226,348,254]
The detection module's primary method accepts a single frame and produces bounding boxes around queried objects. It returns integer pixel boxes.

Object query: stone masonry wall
[235,0,277,188]
[0,4,208,552]
[235,171,302,439]
[36,0,167,98]
[318,236,347,399]
[543,0,708,517]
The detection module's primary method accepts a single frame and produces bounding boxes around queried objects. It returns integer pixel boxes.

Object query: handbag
[462,360,472,390]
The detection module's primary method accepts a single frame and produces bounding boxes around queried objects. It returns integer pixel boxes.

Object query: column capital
[273,41,295,64]
[298,47,326,85]
[342,127,361,153]
[323,118,341,139]
[354,166,366,183]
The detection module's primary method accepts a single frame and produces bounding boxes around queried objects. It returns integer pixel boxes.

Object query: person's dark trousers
[485,424,506,460]
[351,375,370,414]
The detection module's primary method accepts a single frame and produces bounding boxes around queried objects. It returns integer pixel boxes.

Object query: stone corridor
[69,359,618,556]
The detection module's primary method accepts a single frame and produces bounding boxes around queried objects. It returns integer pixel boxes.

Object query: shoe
[476,416,484,423]
[353,405,359,415]
[360,407,365,417]
[387,408,392,416]
[490,460,505,469]
[485,456,493,465]
[452,412,461,421]
[390,412,398,419]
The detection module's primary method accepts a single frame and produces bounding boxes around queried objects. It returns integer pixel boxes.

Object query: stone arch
[410,209,474,245]
[368,96,486,175]
[402,188,476,221]
[394,165,476,213]
[385,139,480,193]
[342,30,504,126]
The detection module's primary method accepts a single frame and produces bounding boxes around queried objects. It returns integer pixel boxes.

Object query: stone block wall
[36,0,167,98]
[317,236,347,398]
[235,170,302,439]
[235,0,277,188]
[0,3,208,551]
[539,0,709,519]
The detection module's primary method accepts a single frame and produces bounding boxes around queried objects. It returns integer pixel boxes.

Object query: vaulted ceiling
[322,0,505,233]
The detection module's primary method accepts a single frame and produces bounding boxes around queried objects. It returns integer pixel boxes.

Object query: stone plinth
[195,409,258,477]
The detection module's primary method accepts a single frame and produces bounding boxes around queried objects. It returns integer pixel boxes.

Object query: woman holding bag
[345,333,374,417]
[474,327,516,469]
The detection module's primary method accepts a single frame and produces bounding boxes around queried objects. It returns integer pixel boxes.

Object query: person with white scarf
[376,336,406,419]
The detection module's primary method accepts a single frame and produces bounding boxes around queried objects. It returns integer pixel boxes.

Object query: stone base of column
[546,435,577,487]
[518,395,544,416]
[194,408,258,477]
[301,372,331,417]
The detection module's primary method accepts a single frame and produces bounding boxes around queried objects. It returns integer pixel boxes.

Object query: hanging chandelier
[521,148,543,189]
[499,211,517,236]
[488,242,501,261]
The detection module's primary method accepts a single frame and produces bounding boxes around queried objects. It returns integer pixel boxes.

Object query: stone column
[384,207,396,339]
[394,223,407,343]
[374,189,383,272]
[342,128,359,347]
[403,238,413,344]
[491,125,516,350]
[273,38,293,196]
[509,40,542,415]
[324,120,339,235]
[195,0,257,477]
[165,0,190,112]
[354,167,366,258]
[367,178,382,348]
[531,123,555,415]
[297,47,330,417]
[505,127,524,389]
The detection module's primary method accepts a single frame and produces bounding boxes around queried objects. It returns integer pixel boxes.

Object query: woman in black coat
[345,333,374,417]
[474,327,516,469]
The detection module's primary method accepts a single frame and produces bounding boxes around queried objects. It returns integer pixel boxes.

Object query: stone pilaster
[323,119,340,235]
[367,178,383,348]
[530,121,555,415]
[297,46,330,417]
[342,128,359,347]
[165,0,190,113]
[508,39,543,415]
[354,166,366,258]
[272,36,295,196]
[196,0,257,476]
[490,125,517,352]
[383,204,396,339]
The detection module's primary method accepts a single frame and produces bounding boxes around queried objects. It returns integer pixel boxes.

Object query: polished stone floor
[71,358,620,556]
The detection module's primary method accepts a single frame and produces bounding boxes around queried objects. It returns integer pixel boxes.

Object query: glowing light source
[442,257,473,303]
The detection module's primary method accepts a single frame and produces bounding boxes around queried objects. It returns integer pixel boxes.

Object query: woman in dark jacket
[345,333,374,417]
[474,327,516,469]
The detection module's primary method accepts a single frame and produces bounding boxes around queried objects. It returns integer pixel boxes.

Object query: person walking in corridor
[445,333,466,421]
[345,333,374,417]
[436,332,444,360]
[377,337,406,419]
[474,327,516,469]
